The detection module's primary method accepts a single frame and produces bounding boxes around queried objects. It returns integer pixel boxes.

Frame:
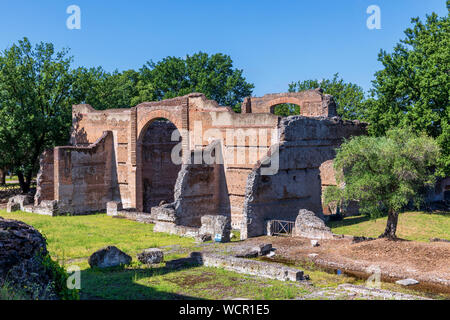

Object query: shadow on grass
[423,210,450,217]
[326,215,371,228]
[80,259,205,300]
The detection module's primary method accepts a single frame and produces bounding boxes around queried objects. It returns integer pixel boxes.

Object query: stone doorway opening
[141,118,181,213]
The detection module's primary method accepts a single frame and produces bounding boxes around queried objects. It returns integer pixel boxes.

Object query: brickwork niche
[140,119,181,212]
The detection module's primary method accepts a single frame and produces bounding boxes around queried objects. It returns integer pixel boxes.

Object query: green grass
[1,209,444,300]
[0,210,195,261]
[80,263,311,300]
[328,211,450,242]
[0,210,314,300]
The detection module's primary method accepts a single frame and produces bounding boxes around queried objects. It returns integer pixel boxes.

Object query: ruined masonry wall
[241,116,367,238]
[172,141,229,227]
[187,95,279,228]
[71,105,133,208]
[54,131,117,214]
[34,150,54,206]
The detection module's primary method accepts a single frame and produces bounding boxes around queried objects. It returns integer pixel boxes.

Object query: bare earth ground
[236,236,450,293]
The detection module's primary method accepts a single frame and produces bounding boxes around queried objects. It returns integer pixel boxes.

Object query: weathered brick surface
[34,91,366,239]
[34,150,54,206]
[241,89,337,117]
[54,131,117,214]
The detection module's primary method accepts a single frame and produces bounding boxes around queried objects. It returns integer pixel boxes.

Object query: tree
[132,52,254,109]
[0,168,5,185]
[289,73,366,120]
[365,6,450,176]
[324,128,440,239]
[0,38,74,193]
[71,67,139,110]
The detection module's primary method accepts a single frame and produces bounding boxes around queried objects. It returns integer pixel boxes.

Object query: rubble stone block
[252,243,273,256]
[7,195,33,211]
[107,201,123,216]
[199,215,231,243]
[396,278,419,286]
[235,249,259,258]
[294,209,334,239]
[6,202,20,213]
[88,246,132,268]
[33,200,58,216]
[137,248,164,264]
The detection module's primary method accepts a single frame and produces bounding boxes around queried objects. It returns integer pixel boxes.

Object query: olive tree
[324,128,440,239]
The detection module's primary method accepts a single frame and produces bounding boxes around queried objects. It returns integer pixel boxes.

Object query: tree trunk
[17,172,30,194]
[379,209,398,240]
[0,168,5,185]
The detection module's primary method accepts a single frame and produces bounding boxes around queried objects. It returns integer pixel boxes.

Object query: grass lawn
[328,211,450,241]
[0,210,195,261]
[0,210,317,300]
[1,209,446,300]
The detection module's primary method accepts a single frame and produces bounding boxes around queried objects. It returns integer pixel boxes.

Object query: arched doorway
[140,118,182,213]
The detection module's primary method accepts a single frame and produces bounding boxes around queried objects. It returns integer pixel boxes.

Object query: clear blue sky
[0,0,447,96]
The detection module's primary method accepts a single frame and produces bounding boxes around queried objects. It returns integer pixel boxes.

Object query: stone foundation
[191,252,305,282]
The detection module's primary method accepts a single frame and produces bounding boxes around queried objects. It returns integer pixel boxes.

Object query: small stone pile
[294,209,334,239]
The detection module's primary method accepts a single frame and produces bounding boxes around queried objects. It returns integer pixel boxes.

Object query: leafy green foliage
[0,38,74,192]
[41,253,79,300]
[324,128,440,238]
[133,52,254,108]
[289,73,366,120]
[71,67,139,110]
[71,53,254,111]
[365,7,450,176]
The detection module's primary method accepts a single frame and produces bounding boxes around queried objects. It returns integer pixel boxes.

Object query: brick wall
[54,131,116,214]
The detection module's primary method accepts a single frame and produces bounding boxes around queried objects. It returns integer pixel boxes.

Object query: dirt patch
[239,236,450,295]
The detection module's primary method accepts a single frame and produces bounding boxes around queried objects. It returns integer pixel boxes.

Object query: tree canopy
[324,128,440,239]
[0,38,74,192]
[133,52,254,110]
[71,67,139,110]
[364,7,450,176]
[69,52,254,112]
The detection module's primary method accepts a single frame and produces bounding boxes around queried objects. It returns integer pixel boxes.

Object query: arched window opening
[270,103,301,117]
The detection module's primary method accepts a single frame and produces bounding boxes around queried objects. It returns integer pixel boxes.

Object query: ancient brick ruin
[30,89,367,239]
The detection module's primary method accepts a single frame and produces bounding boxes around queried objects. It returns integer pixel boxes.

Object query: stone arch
[266,97,304,115]
[241,90,337,117]
[267,97,303,116]
[135,108,187,212]
[137,109,183,142]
